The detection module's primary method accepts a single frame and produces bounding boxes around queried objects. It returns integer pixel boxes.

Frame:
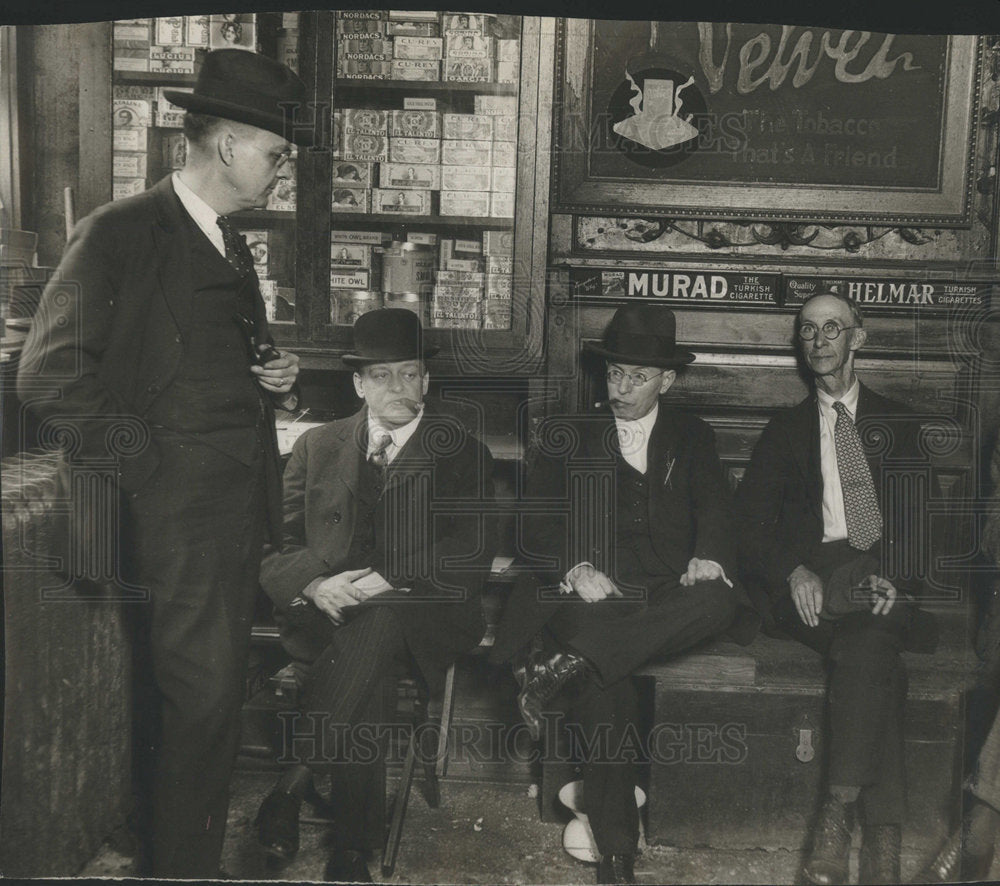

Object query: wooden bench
[538,604,975,851]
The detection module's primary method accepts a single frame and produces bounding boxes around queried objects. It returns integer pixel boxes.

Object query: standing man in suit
[257,309,495,882]
[736,291,938,885]
[491,304,751,885]
[17,50,307,877]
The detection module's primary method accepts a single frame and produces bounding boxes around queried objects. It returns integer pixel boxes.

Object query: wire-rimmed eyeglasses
[606,367,664,387]
[797,321,861,341]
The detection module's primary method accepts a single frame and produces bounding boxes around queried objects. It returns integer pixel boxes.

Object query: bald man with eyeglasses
[736,291,939,886]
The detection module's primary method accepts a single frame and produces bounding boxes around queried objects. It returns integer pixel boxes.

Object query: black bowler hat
[584,304,696,367]
[164,49,312,145]
[342,309,440,367]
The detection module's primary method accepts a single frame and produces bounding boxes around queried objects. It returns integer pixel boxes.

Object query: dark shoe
[596,852,636,884]
[803,796,854,886]
[324,848,372,883]
[254,789,300,868]
[511,644,545,692]
[859,823,900,885]
[517,651,593,741]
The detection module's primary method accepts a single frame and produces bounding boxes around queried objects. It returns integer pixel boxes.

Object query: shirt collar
[172,171,221,235]
[367,406,424,454]
[816,377,861,417]
[614,402,659,452]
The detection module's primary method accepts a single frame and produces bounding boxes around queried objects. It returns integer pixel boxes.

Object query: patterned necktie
[833,401,883,551]
[216,216,255,277]
[369,429,393,477]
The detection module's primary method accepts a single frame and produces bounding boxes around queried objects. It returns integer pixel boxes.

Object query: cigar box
[342,108,389,134]
[439,166,491,191]
[431,290,483,327]
[443,58,492,83]
[439,190,491,217]
[282,13,300,29]
[386,21,439,37]
[342,132,388,162]
[337,59,392,79]
[441,139,492,167]
[379,163,441,190]
[403,97,438,111]
[277,31,299,72]
[209,15,256,51]
[242,230,270,275]
[491,167,517,192]
[474,95,518,116]
[113,99,151,129]
[497,38,520,62]
[162,132,186,168]
[113,152,148,178]
[330,269,371,290]
[443,13,485,32]
[267,176,297,212]
[497,61,519,84]
[486,255,514,275]
[492,141,517,167]
[113,50,149,72]
[444,32,491,59]
[339,38,392,61]
[113,85,155,102]
[389,10,440,21]
[390,109,441,138]
[444,259,484,273]
[185,15,211,46]
[330,230,388,246]
[407,232,438,247]
[393,36,443,60]
[482,230,514,255]
[492,114,517,142]
[155,87,189,128]
[490,191,515,217]
[154,17,185,46]
[436,270,484,285]
[442,113,493,141]
[390,59,440,81]
[483,296,513,329]
[332,160,373,187]
[372,188,432,215]
[485,271,513,297]
[331,187,371,212]
[113,178,146,201]
[388,137,441,165]
[330,243,372,268]
[337,10,388,23]
[113,126,147,152]
[113,22,151,46]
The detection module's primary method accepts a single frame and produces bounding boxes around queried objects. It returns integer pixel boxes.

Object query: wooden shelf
[333,79,517,96]
[330,212,514,229]
[112,71,198,86]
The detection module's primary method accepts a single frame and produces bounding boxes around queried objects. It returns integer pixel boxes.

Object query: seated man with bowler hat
[256,309,495,881]
[491,304,757,885]
[17,49,306,877]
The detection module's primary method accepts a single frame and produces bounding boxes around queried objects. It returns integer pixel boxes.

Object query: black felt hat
[584,304,696,367]
[342,309,440,367]
[163,49,312,145]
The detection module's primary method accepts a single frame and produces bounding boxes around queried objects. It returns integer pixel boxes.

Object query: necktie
[833,401,883,551]
[369,429,393,477]
[216,216,255,277]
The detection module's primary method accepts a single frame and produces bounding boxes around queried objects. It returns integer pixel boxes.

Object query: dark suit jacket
[16,175,285,539]
[259,401,496,690]
[736,382,927,610]
[492,404,736,662]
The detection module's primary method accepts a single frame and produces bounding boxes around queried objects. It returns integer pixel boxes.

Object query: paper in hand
[351,570,408,598]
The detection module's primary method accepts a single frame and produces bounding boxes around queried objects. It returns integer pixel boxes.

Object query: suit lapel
[645,405,678,491]
[854,383,885,503]
[788,396,824,521]
[334,409,367,497]
[150,176,194,340]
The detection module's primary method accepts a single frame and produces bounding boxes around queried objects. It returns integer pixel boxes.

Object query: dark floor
[78,769,970,884]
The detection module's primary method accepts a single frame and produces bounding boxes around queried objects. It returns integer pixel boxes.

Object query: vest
[146,209,264,465]
[614,454,675,585]
[345,447,387,572]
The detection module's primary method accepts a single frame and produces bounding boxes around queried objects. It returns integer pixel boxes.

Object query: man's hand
[680,557,725,587]
[302,567,373,625]
[252,346,300,403]
[566,564,622,603]
[866,575,897,616]
[789,564,824,628]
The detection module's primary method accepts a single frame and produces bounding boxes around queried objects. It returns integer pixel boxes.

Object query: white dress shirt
[816,379,861,543]
[172,172,227,258]
[615,403,659,475]
[367,407,423,466]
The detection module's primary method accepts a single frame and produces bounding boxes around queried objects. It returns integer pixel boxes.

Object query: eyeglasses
[797,321,861,341]
[247,143,293,170]
[606,367,663,388]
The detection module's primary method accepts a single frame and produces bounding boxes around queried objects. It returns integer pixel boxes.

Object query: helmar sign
[785,275,995,313]
[570,268,781,306]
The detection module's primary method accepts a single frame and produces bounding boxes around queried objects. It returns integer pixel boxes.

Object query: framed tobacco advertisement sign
[552,19,981,225]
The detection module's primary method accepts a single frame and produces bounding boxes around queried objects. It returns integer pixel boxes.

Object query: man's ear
[218,130,236,167]
[353,371,365,399]
[659,370,677,395]
[849,327,867,352]
[421,371,430,397]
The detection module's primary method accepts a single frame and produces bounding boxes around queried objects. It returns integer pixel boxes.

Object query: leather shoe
[518,651,594,741]
[803,796,853,885]
[859,823,900,885]
[255,789,300,868]
[324,848,372,883]
[917,828,962,882]
[596,852,636,884]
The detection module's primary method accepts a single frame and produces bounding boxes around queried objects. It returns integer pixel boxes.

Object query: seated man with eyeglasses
[736,291,939,886]
[491,304,756,885]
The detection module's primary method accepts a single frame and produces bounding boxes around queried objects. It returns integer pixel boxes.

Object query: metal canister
[334,290,383,326]
[384,291,425,321]
[380,240,435,295]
